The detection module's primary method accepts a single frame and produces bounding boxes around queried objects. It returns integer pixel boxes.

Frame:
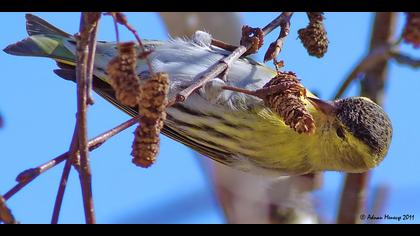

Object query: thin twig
[264,12,293,62]
[173,12,293,105]
[368,185,389,224]
[0,194,17,224]
[4,152,69,201]
[333,41,420,100]
[337,173,369,224]
[86,15,100,105]
[222,82,292,98]
[333,45,393,100]
[107,12,154,74]
[3,117,138,201]
[389,51,420,68]
[113,16,120,44]
[261,12,293,36]
[51,125,79,224]
[337,12,397,224]
[211,39,239,52]
[51,158,74,224]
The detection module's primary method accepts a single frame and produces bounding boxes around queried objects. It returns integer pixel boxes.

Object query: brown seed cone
[107,41,142,107]
[131,123,161,168]
[403,12,420,48]
[262,71,315,134]
[131,73,169,168]
[240,25,264,55]
[298,12,329,58]
[307,12,325,22]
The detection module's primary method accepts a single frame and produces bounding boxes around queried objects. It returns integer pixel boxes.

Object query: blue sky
[0,12,419,224]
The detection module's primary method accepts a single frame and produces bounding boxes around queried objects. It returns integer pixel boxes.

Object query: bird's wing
[4,14,272,166]
[54,65,235,166]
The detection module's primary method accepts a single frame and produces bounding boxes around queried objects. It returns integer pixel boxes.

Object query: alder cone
[403,12,420,48]
[263,72,315,134]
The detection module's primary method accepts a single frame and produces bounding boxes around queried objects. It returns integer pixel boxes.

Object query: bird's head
[308,96,393,172]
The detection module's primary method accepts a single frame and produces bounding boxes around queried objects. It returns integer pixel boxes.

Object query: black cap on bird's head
[334,97,392,155]
[308,96,393,160]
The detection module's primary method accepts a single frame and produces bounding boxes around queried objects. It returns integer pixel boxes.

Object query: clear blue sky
[1,12,419,224]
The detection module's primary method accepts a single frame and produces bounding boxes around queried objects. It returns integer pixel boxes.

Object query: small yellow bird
[4,14,392,176]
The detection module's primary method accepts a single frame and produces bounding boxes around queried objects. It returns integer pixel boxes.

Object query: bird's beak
[307,97,337,116]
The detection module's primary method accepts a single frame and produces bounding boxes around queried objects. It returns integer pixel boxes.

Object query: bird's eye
[336,127,345,139]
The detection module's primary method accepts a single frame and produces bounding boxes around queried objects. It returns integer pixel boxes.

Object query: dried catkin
[298,12,329,58]
[262,71,315,134]
[107,41,142,107]
[131,73,169,168]
[240,25,264,55]
[403,12,420,48]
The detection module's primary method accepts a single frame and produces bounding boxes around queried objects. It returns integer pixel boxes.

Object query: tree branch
[337,12,397,224]
[0,195,17,224]
[3,117,138,201]
[0,113,3,129]
[51,125,79,224]
[74,12,101,224]
[368,185,389,224]
[261,12,293,36]
[173,12,293,104]
[107,12,154,74]
[86,17,100,105]
[333,45,393,100]
[389,51,420,68]
[264,12,293,63]
[333,44,420,101]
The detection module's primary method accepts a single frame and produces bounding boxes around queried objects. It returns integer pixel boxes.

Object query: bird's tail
[3,14,76,64]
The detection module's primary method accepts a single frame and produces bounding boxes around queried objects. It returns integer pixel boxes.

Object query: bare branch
[3,117,138,202]
[51,125,79,224]
[337,172,369,224]
[367,185,390,224]
[0,195,17,224]
[264,12,293,62]
[86,16,100,105]
[389,51,420,68]
[261,12,293,36]
[337,12,397,224]
[333,42,420,101]
[173,12,293,105]
[333,45,393,100]
[51,158,74,224]
[106,12,154,74]
[74,12,101,224]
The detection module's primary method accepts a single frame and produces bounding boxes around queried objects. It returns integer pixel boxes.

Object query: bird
[3,14,393,176]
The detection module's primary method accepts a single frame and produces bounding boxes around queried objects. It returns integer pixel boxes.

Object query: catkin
[107,41,142,107]
[240,25,264,55]
[262,71,315,134]
[298,12,329,58]
[131,73,169,168]
[403,12,420,48]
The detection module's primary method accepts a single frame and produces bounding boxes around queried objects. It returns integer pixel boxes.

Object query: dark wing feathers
[53,64,233,166]
[26,14,72,37]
